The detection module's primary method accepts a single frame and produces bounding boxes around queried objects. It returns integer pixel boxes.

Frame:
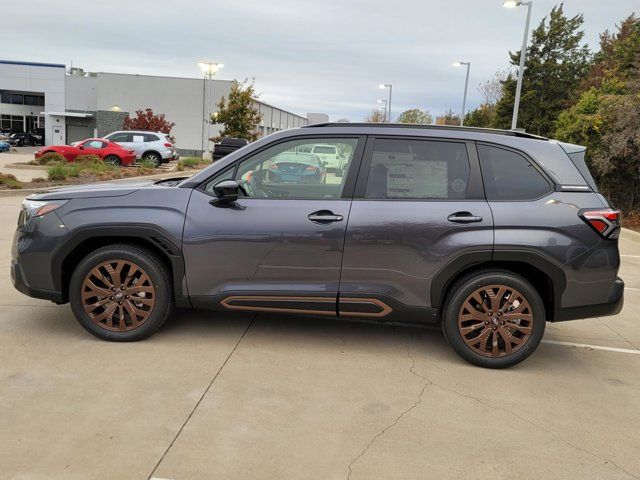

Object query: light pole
[377,99,387,121]
[378,83,392,121]
[453,61,471,126]
[197,61,224,158]
[503,0,532,130]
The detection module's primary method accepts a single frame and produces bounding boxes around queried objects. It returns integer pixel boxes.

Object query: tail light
[305,166,317,172]
[164,142,173,148]
[580,209,621,239]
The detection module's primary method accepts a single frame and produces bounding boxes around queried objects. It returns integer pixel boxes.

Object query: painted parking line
[626,287,640,291]
[542,339,640,355]
[620,255,640,258]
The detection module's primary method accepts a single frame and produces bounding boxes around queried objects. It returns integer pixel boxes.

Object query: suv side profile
[103,130,177,166]
[11,124,623,368]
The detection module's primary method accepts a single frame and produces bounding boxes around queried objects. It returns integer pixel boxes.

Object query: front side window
[205,138,358,199]
[477,144,551,200]
[84,140,105,149]
[364,139,470,199]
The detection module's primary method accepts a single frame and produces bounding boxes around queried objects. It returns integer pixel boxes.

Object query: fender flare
[50,224,189,307]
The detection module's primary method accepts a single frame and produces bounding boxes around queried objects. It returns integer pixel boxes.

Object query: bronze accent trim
[339,297,393,318]
[220,295,336,315]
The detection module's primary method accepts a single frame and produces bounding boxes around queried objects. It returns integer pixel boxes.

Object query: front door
[340,136,494,321]
[183,136,364,316]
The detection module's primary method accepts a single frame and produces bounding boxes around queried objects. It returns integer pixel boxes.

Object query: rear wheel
[441,270,545,368]
[142,152,162,167]
[104,155,121,166]
[69,244,173,341]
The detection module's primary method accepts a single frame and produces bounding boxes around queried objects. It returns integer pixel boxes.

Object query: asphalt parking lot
[1,194,639,480]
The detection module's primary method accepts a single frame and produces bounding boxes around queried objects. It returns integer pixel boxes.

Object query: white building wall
[0,61,65,144]
[66,75,97,111]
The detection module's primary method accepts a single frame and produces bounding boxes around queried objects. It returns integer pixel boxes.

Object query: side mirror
[78,144,85,149]
[212,179,241,203]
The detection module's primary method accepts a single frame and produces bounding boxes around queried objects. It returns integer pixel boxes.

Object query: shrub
[138,158,157,170]
[31,177,46,183]
[47,163,70,181]
[35,152,66,165]
[0,174,24,189]
[74,154,102,165]
[177,157,209,171]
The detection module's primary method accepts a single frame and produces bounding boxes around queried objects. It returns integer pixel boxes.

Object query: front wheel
[69,244,173,341]
[441,269,545,368]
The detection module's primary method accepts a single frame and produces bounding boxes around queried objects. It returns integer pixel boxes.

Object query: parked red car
[34,139,136,166]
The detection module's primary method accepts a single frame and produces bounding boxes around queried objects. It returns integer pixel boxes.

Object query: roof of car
[303,122,548,141]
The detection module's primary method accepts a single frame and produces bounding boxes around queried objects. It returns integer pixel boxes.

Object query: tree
[493,4,591,135]
[123,108,175,141]
[556,14,640,211]
[436,109,461,126]
[364,109,386,122]
[464,103,495,128]
[213,80,263,142]
[396,108,433,124]
[465,70,509,127]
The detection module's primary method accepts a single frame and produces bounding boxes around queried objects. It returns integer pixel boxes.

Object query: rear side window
[365,139,470,199]
[144,133,160,142]
[109,133,132,142]
[478,145,551,200]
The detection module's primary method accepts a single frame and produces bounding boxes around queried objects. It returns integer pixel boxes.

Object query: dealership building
[0,59,328,155]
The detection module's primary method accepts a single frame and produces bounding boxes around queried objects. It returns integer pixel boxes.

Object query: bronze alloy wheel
[457,284,534,358]
[80,259,156,332]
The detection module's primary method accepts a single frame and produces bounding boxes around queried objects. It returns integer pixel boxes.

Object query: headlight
[19,199,68,227]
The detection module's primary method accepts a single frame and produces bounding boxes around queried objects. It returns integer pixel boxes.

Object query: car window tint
[109,133,129,142]
[144,134,159,142]
[205,138,358,199]
[477,145,551,200]
[365,139,470,199]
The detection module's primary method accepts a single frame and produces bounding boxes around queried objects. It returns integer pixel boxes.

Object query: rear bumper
[553,277,624,322]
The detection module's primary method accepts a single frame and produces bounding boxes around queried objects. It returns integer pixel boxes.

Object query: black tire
[69,244,173,341]
[142,152,162,167]
[104,155,121,166]
[441,269,546,369]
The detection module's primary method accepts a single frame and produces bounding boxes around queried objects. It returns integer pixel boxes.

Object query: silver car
[103,130,177,166]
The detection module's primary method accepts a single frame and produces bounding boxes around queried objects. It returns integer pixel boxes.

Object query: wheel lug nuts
[492,326,497,330]
[111,287,116,291]
[497,312,502,316]
[485,321,489,325]
[118,301,122,305]
[501,321,505,325]
[110,296,113,300]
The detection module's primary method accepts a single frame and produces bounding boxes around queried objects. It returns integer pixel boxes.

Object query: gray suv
[11,124,623,368]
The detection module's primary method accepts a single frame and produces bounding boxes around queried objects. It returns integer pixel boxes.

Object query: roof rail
[302,122,548,140]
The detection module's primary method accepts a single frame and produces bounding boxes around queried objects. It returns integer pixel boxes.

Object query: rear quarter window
[478,144,551,201]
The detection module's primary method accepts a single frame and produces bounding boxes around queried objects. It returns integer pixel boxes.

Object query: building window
[10,94,24,105]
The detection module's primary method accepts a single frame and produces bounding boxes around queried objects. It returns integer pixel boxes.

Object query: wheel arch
[431,251,566,322]
[52,226,189,307]
[142,150,162,159]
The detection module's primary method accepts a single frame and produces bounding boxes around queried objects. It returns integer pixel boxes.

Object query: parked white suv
[310,144,345,176]
[103,131,177,166]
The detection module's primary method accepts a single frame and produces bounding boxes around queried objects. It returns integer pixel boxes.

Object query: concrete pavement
[1,194,639,480]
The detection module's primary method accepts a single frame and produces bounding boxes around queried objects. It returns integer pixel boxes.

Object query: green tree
[555,14,640,211]
[436,109,461,126]
[396,108,433,124]
[464,103,495,128]
[213,80,263,142]
[493,4,591,135]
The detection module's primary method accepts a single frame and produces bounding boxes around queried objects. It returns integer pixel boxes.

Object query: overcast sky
[3,0,637,120]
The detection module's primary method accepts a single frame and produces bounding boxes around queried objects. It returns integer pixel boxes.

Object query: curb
[622,228,640,243]
[4,162,44,170]
[0,170,195,198]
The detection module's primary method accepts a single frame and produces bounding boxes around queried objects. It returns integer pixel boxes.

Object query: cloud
[3,0,637,120]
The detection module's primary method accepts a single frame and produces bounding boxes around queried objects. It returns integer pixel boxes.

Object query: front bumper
[11,259,63,303]
[553,276,624,321]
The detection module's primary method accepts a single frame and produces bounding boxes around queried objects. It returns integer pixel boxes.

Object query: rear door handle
[447,212,483,223]
[308,210,344,223]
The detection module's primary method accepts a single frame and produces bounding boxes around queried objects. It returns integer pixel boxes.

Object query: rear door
[339,136,493,321]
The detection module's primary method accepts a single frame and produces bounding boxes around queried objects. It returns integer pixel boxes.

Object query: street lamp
[453,61,471,126]
[377,99,388,121]
[503,0,532,130]
[378,83,392,121]
[197,61,224,158]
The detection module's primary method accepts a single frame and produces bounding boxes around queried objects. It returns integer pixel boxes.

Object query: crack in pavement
[596,317,640,351]
[347,343,639,480]
[346,345,432,480]
[146,316,255,480]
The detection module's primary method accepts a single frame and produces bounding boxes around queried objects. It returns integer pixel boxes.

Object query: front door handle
[308,210,344,223]
[447,211,483,223]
